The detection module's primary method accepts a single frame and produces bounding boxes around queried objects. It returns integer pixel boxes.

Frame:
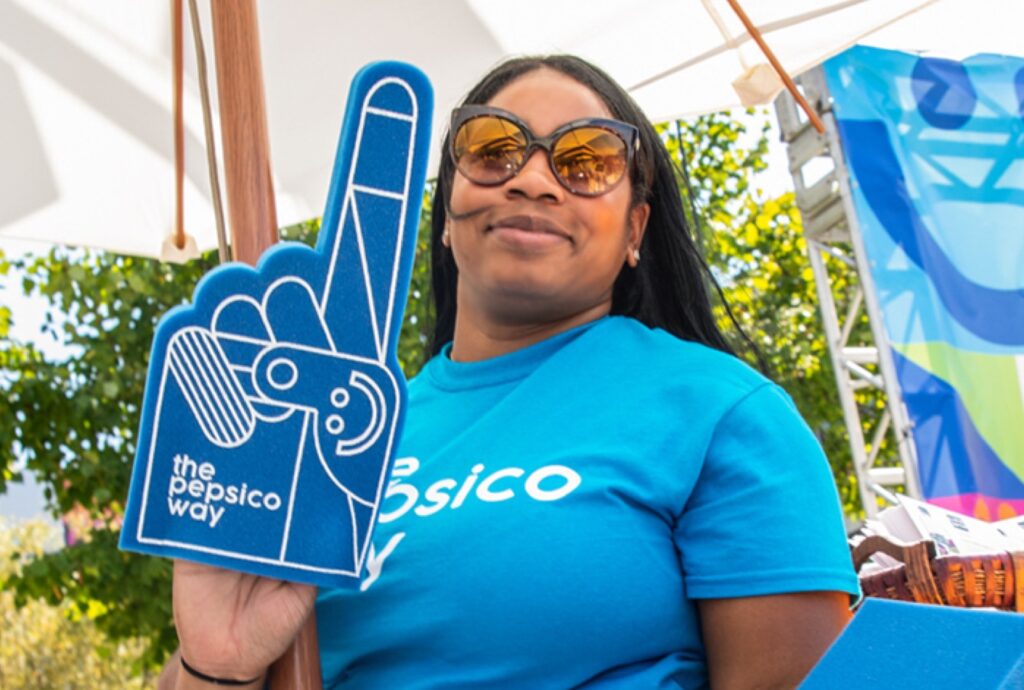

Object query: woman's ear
[626,202,651,267]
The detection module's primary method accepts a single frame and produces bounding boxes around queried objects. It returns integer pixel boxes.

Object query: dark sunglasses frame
[449,105,640,197]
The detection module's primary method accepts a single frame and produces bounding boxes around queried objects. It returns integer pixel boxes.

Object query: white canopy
[1,0,1021,260]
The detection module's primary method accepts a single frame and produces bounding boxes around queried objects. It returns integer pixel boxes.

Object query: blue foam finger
[119,62,433,587]
[251,344,399,505]
[263,279,333,349]
[320,78,426,359]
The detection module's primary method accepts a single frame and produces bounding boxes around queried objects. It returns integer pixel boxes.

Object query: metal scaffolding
[774,66,922,517]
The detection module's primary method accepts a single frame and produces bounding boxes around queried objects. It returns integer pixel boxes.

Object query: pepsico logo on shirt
[378,456,582,523]
[361,456,582,590]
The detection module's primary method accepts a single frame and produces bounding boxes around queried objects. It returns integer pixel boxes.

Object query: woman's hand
[171,559,318,684]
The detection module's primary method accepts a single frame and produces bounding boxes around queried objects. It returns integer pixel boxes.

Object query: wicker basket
[852,534,1024,611]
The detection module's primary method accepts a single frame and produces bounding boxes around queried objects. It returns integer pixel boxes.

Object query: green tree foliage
[663,111,874,513]
[0,113,864,672]
[0,246,218,669]
[0,519,153,688]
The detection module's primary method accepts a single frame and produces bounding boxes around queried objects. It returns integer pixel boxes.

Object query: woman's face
[447,68,649,326]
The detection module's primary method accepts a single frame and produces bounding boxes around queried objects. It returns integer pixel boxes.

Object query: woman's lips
[486,214,572,250]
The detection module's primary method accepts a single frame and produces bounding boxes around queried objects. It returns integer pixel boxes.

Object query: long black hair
[429,55,739,359]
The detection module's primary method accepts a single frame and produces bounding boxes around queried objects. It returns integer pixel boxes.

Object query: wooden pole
[208,2,322,688]
[724,0,826,134]
[210,0,279,261]
[172,0,185,249]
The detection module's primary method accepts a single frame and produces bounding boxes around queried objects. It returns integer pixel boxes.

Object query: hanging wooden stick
[724,0,826,133]
[172,0,186,249]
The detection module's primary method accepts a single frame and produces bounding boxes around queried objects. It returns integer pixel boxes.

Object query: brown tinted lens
[453,115,528,184]
[551,126,628,195]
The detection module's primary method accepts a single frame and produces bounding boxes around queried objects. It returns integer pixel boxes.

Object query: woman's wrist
[179,655,266,687]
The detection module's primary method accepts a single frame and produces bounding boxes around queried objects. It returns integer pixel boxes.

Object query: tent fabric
[2,0,1022,259]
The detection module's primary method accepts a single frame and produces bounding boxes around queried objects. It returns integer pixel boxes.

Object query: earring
[632,248,640,263]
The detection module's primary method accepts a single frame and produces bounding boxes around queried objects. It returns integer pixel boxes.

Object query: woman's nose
[505,148,565,202]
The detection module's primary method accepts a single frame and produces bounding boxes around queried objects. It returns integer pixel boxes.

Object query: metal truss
[774,66,922,517]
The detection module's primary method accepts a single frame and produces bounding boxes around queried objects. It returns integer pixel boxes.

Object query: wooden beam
[208,3,322,688]
[724,0,826,134]
[210,0,278,260]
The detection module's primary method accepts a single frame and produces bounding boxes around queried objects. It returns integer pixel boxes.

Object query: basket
[852,534,1024,612]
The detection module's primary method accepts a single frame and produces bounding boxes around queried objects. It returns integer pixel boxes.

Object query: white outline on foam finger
[334,370,386,456]
[190,329,254,438]
[348,196,383,358]
[279,411,311,562]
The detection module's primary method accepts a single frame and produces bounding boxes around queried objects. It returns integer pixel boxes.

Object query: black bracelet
[180,655,262,686]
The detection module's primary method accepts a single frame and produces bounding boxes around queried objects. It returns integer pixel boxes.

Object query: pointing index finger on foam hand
[315,64,433,363]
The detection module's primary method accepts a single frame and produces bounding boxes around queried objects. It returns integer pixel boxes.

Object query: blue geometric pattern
[838,118,1023,345]
[892,351,1024,499]
[825,46,1024,514]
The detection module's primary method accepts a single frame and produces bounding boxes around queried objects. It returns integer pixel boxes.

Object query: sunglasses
[449,105,639,197]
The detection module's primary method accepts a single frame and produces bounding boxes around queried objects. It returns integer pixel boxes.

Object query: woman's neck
[449,301,610,362]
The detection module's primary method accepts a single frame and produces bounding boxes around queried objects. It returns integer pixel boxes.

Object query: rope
[187,0,230,263]
[172,0,185,250]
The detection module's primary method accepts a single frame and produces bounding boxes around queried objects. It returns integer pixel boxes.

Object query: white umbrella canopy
[2,0,1020,261]
[0,1,217,259]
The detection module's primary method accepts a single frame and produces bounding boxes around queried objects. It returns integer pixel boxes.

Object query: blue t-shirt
[317,316,858,689]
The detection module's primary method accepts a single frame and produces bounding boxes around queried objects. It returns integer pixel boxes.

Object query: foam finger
[316,63,433,362]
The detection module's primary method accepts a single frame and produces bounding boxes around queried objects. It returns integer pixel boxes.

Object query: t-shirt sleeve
[674,382,860,599]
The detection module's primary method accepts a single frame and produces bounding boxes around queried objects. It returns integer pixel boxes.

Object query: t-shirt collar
[428,317,607,390]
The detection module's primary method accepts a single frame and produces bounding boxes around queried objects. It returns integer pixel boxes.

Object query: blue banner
[824,46,1024,520]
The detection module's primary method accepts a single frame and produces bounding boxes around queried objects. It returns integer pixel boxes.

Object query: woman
[171,55,858,689]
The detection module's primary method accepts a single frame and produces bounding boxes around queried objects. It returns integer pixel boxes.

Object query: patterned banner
[824,46,1024,520]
